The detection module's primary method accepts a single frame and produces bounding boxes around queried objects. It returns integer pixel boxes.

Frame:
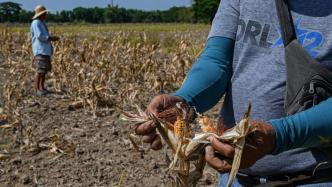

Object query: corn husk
[123,103,255,187]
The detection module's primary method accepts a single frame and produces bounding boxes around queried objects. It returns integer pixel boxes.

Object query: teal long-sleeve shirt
[174,36,332,154]
[174,36,234,113]
[270,98,332,154]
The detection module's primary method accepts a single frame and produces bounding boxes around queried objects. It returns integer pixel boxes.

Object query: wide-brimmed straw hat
[32,5,49,19]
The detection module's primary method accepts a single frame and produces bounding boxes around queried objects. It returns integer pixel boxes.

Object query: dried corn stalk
[185,104,255,187]
[122,103,255,187]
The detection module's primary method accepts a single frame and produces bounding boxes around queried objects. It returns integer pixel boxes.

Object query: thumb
[146,95,168,115]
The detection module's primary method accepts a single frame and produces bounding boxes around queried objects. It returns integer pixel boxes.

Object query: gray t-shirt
[209,0,332,175]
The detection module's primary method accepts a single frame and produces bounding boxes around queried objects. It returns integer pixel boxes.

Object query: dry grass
[0,24,207,122]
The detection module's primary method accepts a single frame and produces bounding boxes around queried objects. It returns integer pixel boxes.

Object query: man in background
[31,5,59,96]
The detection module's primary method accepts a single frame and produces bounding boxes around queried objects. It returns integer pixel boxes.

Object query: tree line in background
[0,0,220,23]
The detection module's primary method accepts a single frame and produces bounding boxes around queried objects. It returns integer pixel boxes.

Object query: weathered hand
[205,120,276,173]
[50,36,60,42]
[135,94,183,150]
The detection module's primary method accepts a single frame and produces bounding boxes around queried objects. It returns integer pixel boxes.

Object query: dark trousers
[237,167,332,187]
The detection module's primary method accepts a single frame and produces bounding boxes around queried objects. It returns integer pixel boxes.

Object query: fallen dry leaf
[0,153,10,161]
[0,124,12,129]
[0,114,7,121]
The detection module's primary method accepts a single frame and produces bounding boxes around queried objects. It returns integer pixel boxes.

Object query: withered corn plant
[0,26,204,157]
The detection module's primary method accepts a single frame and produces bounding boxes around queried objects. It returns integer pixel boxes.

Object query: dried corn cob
[123,103,255,187]
[198,116,219,135]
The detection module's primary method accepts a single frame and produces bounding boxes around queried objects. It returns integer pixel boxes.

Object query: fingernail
[208,136,215,143]
[205,145,212,152]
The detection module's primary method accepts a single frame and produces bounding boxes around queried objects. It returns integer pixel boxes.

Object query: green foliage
[192,0,221,23]
[0,1,22,22]
[0,1,220,23]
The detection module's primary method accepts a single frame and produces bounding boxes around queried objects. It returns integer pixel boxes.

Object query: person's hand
[135,94,183,150]
[50,36,60,42]
[205,120,276,173]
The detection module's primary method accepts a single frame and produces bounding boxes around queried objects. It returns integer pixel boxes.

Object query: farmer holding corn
[31,5,59,96]
[135,0,332,186]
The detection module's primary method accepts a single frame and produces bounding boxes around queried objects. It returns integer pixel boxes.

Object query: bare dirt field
[0,24,222,187]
